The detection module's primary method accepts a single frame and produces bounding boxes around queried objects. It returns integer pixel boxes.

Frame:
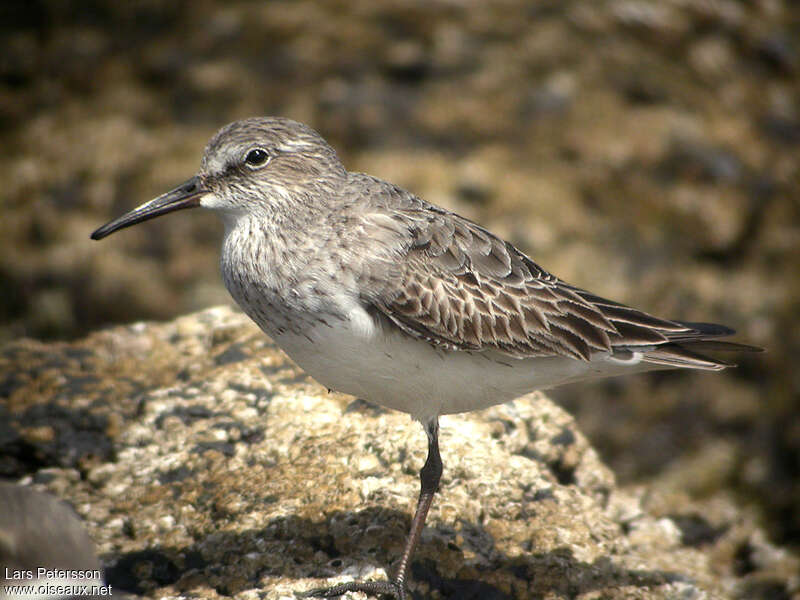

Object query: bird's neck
[218,206,351,334]
[221,210,313,289]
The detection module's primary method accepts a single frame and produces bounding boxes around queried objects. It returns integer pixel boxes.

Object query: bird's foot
[298,579,407,599]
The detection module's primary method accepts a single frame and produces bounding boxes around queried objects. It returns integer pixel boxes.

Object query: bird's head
[91,117,346,240]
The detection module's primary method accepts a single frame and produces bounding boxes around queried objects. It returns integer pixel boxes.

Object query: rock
[0,482,105,598]
[1,306,796,598]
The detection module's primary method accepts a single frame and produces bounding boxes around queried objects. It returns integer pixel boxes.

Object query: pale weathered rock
[0,307,796,599]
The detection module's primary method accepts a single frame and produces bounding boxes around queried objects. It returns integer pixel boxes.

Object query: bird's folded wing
[356,187,733,363]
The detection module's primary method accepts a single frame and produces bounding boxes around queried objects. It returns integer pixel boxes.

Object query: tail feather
[640,325,763,371]
[673,339,763,353]
[642,344,733,371]
[566,284,762,371]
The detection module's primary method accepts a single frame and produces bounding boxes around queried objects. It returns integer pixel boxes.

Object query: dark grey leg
[301,419,442,599]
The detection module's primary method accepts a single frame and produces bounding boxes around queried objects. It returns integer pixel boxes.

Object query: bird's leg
[301,418,442,599]
[394,418,442,591]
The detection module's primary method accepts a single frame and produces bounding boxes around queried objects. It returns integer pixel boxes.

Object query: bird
[91,116,760,599]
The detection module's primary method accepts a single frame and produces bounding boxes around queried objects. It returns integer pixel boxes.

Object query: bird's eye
[244,148,270,168]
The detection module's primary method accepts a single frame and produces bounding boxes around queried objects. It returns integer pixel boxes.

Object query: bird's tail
[641,321,762,371]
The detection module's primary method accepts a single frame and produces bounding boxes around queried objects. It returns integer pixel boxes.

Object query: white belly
[266,304,651,423]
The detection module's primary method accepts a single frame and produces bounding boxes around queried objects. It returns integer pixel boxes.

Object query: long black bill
[90,175,205,240]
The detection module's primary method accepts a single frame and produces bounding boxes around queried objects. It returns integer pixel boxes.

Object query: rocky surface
[1,307,797,599]
[1,0,798,581]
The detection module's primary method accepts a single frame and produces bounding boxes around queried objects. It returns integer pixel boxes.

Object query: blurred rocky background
[1,0,797,575]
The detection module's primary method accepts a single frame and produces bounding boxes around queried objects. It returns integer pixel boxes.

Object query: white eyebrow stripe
[277,139,313,152]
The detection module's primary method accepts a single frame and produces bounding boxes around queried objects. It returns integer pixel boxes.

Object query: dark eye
[244,148,270,168]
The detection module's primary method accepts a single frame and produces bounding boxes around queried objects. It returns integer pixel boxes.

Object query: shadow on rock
[103,509,686,599]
